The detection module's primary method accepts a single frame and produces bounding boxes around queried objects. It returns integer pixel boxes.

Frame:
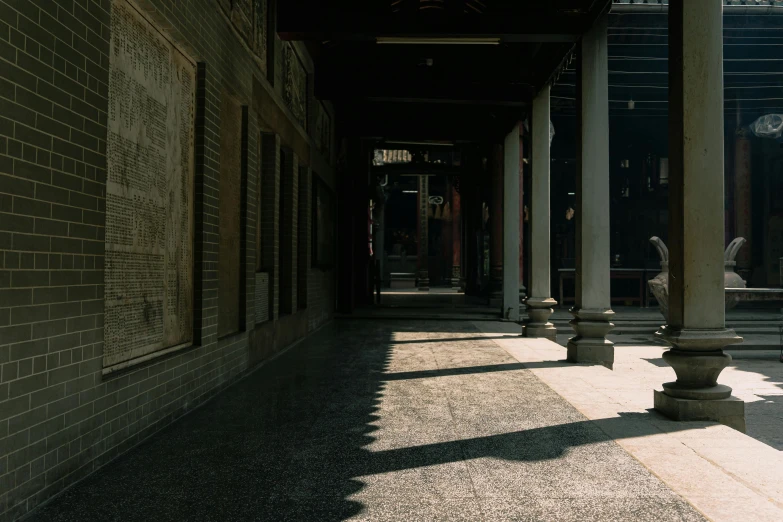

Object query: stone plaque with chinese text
[104,0,195,367]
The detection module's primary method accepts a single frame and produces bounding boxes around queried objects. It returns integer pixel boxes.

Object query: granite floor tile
[26,320,705,522]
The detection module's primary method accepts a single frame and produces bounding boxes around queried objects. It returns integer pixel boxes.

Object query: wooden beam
[315,78,534,104]
[336,101,524,142]
[278,1,592,42]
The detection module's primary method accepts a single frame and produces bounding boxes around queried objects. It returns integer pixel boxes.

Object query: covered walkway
[5,1,783,519]
[26,319,758,521]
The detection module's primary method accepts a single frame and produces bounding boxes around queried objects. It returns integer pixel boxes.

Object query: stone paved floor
[28,320,705,521]
[475,322,783,521]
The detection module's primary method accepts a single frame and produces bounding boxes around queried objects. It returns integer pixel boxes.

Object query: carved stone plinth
[417,270,430,292]
[451,265,461,291]
[654,392,746,433]
[654,325,745,430]
[567,307,615,369]
[522,297,557,341]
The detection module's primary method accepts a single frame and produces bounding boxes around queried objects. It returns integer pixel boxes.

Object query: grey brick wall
[0,0,335,520]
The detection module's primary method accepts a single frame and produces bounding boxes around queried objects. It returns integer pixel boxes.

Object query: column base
[654,389,746,433]
[567,339,614,369]
[451,266,462,291]
[655,327,742,395]
[567,307,615,369]
[523,324,557,341]
[522,297,557,341]
[417,271,430,292]
[490,273,503,296]
[653,325,745,428]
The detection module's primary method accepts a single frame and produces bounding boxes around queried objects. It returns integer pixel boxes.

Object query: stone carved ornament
[648,236,746,321]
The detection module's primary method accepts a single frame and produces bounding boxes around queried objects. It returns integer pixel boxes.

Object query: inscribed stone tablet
[104,0,195,367]
[282,43,307,128]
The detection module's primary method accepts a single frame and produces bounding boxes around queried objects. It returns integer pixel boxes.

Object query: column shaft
[524,85,557,340]
[376,203,385,288]
[451,182,462,290]
[518,130,526,304]
[568,12,615,367]
[490,144,504,300]
[655,0,744,432]
[733,134,752,278]
[503,125,521,322]
[417,175,430,290]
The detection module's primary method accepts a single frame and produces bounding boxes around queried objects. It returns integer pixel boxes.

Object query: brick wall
[0,0,336,520]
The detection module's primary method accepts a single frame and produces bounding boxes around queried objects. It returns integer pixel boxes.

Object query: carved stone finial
[650,236,669,270]
[724,237,746,267]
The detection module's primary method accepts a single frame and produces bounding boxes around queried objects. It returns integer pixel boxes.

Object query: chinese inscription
[314,101,331,162]
[282,42,307,128]
[218,0,268,75]
[104,0,195,367]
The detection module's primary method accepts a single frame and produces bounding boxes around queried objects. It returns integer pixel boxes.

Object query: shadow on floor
[28,320,699,522]
[745,395,783,451]
[726,350,783,451]
[387,335,520,345]
[641,357,670,368]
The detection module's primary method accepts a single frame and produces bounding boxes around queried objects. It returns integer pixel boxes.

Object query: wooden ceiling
[278,0,612,142]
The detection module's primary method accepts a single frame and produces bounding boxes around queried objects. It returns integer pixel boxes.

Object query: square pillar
[451,182,463,290]
[490,145,504,302]
[518,131,526,307]
[417,175,430,291]
[568,12,615,368]
[655,0,744,432]
[503,125,521,322]
[523,85,557,340]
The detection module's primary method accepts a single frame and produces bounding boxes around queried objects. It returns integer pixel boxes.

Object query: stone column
[734,131,752,280]
[503,125,521,322]
[451,181,462,290]
[655,0,744,431]
[417,175,430,291]
[464,174,478,294]
[376,202,385,288]
[523,85,557,340]
[568,12,615,368]
[490,144,504,302]
[518,128,527,308]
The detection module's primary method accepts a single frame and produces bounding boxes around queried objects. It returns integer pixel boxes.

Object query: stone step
[553,326,781,337]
